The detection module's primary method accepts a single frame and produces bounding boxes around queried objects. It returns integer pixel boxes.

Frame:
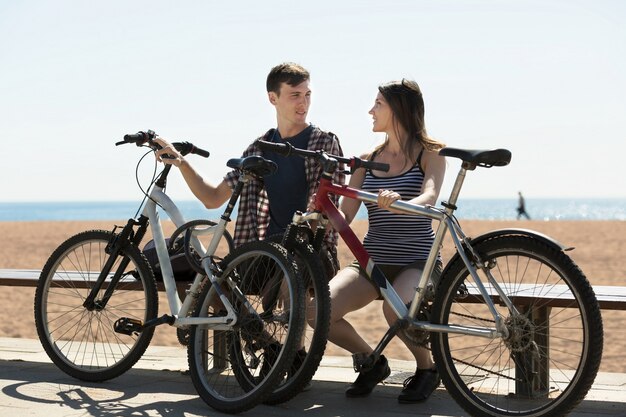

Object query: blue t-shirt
[263,125,311,237]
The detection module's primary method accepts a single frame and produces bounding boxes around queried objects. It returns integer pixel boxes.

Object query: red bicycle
[259,140,602,417]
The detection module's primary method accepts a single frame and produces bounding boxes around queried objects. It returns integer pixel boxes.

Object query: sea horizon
[1,198,625,222]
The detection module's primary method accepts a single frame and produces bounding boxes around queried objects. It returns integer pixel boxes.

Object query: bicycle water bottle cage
[439,147,511,169]
[227,156,277,177]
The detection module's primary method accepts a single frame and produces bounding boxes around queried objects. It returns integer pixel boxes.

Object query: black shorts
[345,259,442,297]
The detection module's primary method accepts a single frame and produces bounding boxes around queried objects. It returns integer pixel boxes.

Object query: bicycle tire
[264,240,331,405]
[34,230,158,382]
[430,235,603,417]
[187,241,306,413]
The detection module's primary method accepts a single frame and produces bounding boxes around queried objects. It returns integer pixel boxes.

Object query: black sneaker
[398,368,440,403]
[345,355,391,397]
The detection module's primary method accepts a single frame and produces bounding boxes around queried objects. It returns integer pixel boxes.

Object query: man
[155,62,344,261]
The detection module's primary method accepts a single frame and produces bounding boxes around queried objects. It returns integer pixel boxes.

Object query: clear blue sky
[1,0,624,202]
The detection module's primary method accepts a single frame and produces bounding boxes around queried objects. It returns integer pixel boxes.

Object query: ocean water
[0,198,624,222]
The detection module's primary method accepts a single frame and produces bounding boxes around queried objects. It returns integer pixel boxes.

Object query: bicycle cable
[133,146,166,218]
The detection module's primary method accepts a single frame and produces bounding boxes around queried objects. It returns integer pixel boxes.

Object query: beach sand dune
[1,219,624,372]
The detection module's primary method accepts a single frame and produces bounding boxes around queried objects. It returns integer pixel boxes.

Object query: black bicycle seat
[439,147,511,168]
[227,155,277,176]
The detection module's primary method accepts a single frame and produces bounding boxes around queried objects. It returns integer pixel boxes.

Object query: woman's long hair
[373,79,444,167]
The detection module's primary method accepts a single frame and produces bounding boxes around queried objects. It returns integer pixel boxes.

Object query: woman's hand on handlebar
[154,137,185,167]
[377,189,401,210]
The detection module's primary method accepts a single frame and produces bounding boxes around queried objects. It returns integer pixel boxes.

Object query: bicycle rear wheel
[431,235,603,417]
[34,230,158,381]
[187,241,306,414]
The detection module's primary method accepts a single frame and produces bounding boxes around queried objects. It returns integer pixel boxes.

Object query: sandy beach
[1,219,625,373]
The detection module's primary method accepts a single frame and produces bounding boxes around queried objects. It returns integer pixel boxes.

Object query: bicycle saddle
[439,147,512,168]
[227,155,278,176]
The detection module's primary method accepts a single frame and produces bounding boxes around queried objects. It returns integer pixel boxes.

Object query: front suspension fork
[82,216,149,311]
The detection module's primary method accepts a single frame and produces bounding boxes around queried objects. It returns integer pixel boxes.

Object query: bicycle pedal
[114,317,143,335]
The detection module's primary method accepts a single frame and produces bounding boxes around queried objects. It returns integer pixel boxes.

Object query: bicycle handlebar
[256,140,389,174]
[117,130,210,158]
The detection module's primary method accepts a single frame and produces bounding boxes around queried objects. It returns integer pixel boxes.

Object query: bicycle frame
[83,166,249,331]
[304,164,514,342]
[141,170,263,330]
[141,185,237,328]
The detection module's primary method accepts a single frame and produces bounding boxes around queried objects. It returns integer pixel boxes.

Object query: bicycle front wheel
[431,235,603,417]
[34,230,158,382]
[264,241,331,405]
[187,241,306,414]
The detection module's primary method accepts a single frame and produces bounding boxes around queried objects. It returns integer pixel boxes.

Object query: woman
[327,79,446,403]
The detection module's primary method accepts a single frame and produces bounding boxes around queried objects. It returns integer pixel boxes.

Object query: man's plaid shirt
[224,125,344,254]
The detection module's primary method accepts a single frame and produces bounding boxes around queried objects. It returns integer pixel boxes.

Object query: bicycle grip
[257,140,291,156]
[365,161,390,172]
[174,141,210,158]
[351,158,390,173]
[193,146,210,158]
[123,132,145,142]
[122,130,155,145]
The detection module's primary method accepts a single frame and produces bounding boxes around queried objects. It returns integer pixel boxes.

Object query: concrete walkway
[1,337,624,417]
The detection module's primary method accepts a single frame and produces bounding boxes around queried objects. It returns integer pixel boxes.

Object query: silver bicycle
[34,130,306,413]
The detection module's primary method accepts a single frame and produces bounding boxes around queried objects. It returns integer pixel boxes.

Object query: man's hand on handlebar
[154,137,185,167]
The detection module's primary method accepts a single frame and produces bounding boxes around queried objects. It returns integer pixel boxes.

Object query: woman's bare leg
[382,268,434,369]
[325,267,380,354]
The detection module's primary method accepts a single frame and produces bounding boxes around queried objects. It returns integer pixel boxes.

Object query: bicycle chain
[450,310,496,324]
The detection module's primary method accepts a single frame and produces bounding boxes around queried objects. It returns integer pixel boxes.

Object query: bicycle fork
[82,217,149,312]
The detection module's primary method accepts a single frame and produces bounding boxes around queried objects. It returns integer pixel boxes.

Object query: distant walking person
[517,191,531,220]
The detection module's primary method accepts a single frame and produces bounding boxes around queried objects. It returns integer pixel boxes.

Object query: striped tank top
[362,152,437,265]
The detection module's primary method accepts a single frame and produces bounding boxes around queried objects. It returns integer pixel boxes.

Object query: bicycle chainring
[401,303,432,347]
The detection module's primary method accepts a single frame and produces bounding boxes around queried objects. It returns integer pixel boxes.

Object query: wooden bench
[0,268,190,292]
[6,268,624,310]
[4,268,624,303]
[3,268,624,397]
[461,282,626,311]
[4,268,624,307]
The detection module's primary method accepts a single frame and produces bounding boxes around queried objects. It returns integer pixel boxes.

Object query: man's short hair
[266,62,310,95]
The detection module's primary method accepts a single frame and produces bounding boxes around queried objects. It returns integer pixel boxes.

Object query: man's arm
[177,161,232,209]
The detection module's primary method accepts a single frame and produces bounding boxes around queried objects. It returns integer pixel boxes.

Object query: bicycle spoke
[35,231,158,381]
